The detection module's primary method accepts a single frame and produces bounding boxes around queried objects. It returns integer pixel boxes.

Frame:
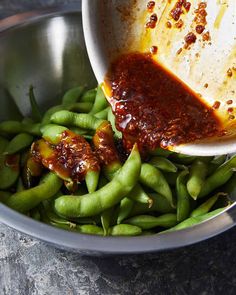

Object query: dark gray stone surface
[1,1,236,294]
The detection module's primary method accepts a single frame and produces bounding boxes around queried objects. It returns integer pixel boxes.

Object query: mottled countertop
[1,1,236,294]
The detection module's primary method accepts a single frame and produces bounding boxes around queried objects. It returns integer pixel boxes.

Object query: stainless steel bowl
[0,4,236,255]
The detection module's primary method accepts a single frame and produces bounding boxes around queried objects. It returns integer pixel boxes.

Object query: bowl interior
[0,10,97,120]
[0,8,236,254]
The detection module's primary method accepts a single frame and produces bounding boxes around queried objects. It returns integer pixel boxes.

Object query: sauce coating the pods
[32,130,100,182]
[105,53,223,153]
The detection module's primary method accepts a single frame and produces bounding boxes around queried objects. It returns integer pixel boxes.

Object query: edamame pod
[126,183,152,205]
[176,170,191,222]
[67,102,93,113]
[109,224,142,236]
[130,193,175,216]
[62,86,85,106]
[117,198,134,224]
[51,110,104,130]
[42,105,65,125]
[101,208,113,236]
[0,154,20,189]
[85,170,100,193]
[0,121,41,136]
[79,225,104,235]
[54,144,141,218]
[41,124,68,144]
[89,85,108,115]
[107,107,122,139]
[149,156,177,173]
[187,159,208,200]
[81,88,97,103]
[164,207,227,232]
[94,107,109,120]
[190,193,227,217]
[199,155,236,198]
[139,163,174,207]
[4,133,34,155]
[125,214,177,230]
[6,172,63,213]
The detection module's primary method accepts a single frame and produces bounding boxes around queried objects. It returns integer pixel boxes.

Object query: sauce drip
[105,53,223,153]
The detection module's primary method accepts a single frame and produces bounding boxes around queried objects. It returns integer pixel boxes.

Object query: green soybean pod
[41,124,68,144]
[190,193,226,218]
[176,170,191,222]
[42,105,65,125]
[69,127,89,136]
[139,163,174,207]
[89,85,108,115]
[85,170,100,193]
[29,86,42,122]
[163,171,179,186]
[149,156,177,173]
[186,159,208,200]
[81,88,97,103]
[50,110,104,130]
[62,86,85,106]
[130,193,175,216]
[109,224,142,236]
[127,183,152,205]
[0,154,20,190]
[6,172,63,213]
[94,107,109,120]
[199,155,236,198]
[4,133,34,155]
[49,220,104,235]
[207,155,227,175]
[41,200,79,227]
[79,225,104,235]
[107,107,122,139]
[165,207,227,232]
[67,102,93,113]
[54,144,141,218]
[103,161,152,205]
[101,208,113,236]
[117,197,134,224]
[125,214,178,230]
[0,121,41,136]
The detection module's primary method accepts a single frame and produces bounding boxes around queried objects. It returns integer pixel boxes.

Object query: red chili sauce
[104,53,223,153]
[93,121,120,166]
[32,130,100,183]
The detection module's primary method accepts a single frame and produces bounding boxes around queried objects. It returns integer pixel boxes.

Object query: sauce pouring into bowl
[82,0,236,156]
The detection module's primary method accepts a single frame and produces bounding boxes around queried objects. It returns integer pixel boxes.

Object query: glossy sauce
[32,130,100,182]
[93,121,120,165]
[104,53,223,153]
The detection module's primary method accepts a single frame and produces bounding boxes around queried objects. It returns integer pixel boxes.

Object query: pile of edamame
[0,85,234,236]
